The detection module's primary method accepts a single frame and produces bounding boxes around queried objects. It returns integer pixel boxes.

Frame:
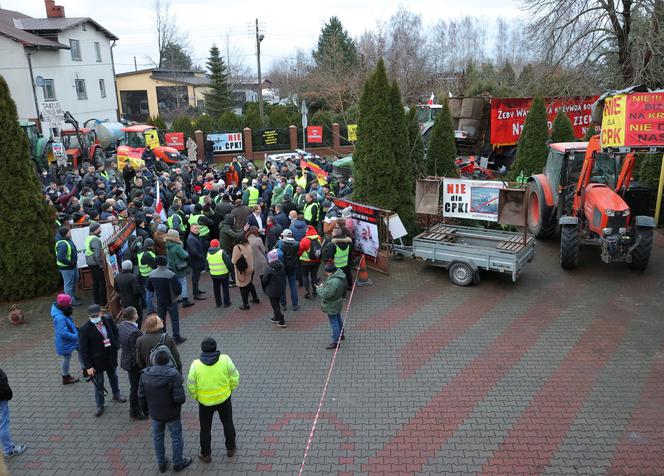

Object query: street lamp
[256,19,264,127]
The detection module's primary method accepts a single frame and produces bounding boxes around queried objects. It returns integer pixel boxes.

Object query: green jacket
[317,268,346,315]
[272,184,285,207]
[166,239,189,278]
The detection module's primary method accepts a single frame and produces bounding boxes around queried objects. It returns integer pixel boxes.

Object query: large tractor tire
[628,227,654,271]
[528,181,556,239]
[560,224,580,269]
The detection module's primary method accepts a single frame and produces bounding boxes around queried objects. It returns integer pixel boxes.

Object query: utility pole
[255,18,264,127]
[133,56,137,71]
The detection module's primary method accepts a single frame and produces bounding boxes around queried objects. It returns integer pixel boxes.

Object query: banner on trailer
[164,132,185,151]
[600,92,664,148]
[208,132,243,152]
[442,178,504,222]
[70,223,115,269]
[333,198,381,257]
[490,96,597,145]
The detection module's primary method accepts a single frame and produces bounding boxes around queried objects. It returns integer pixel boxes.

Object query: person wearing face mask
[50,294,82,385]
[79,305,127,417]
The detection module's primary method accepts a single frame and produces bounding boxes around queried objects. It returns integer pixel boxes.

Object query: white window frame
[94,42,101,62]
[70,39,81,61]
[43,79,56,101]
[99,79,106,98]
[75,78,87,100]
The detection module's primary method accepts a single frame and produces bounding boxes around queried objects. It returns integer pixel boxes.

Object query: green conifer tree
[406,107,425,179]
[583,124,598,140]
[147,115,166,130]
[193,114,215,133]
[217,111,241,131]
[171,116,194,139]
[550,110,576,142]
[426,100,458,177]
[510,95,549,178]
[0,75,58,300]
[203,44,231,117]
[388,80,414,227]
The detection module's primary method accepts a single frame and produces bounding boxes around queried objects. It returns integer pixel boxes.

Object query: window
[99,79,106,98]
[94,42,101,62]
[43,79,56,101]
[82,23,87,31]
[75,78,87,99]
[69,39,81,61]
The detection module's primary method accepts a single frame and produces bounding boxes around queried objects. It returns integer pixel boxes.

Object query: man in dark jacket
[262,250,287,327]
[213,194,234,222]
[114,260,144,325]
[55,226,81,305]
[0,367,26,459]
[266,216,283,251]
[147,257,186,344]
[276,229,300,311]
[273,205,290,230]
[79,305,127,416]
[230,199,251,230]
[186,224,207,300]
[218,215,243,286]
[138,350,191,473]
[118,306,146,420]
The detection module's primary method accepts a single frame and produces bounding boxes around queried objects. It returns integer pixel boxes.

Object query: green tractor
[19,120,49,171]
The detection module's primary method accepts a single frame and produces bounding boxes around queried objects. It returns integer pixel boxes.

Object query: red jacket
[298,225,322,263]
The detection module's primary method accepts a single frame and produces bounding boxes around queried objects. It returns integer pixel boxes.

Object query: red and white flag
[427,92,435,105]
[155,180,167,222]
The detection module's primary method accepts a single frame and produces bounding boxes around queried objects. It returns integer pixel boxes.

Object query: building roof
[116,68,211,87]
[0,9,67,48]
[15,17,118,40]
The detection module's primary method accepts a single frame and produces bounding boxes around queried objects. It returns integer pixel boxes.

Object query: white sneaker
[6,444,27,458]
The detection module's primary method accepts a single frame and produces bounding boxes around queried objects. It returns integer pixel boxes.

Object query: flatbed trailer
[394,223,536,286]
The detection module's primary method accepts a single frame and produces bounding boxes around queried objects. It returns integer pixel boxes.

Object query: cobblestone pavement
[1,234,663,476]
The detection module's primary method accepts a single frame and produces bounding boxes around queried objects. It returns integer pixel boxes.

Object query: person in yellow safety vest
[188,204,214,244]
[302,193,320,227]
[242,181,259,207]
[167,203,187,234]
[137,238,158,314]
[55,226,82,305]
[331,227,354,292]
[298,225,323,299]
[206,239,233,308]
[85,222,107,307]
[187,337,239,462]
[295,172,308,193]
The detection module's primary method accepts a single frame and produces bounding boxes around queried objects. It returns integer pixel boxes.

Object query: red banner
[164,132,185,151]
[490,96,598,145]
[306,126,323,143]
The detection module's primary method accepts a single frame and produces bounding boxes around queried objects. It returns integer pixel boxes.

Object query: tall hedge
[426,100,458,177]
[550,110,576,142]
[406,107,425,180]
[0,75,58,301]
[171,116,194,139]
[510,95,549,178]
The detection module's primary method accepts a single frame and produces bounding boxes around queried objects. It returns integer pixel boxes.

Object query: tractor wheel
[449,262,474,286]
[528,182,556,239]
[628,227,653,271]
[560,224,580,269]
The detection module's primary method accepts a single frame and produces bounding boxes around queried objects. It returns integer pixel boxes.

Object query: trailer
[395,223,535,286]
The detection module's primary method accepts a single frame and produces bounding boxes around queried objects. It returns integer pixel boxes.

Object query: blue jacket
[290,219,307,242]
[51,303,79,355]
[55,231,78,270]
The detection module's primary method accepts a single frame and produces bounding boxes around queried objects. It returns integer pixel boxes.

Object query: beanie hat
[89,222,101,233]
[201,337,217,352]
[58,226,70,237]
[166,229,179,238]
[325,261,337,273]
[210,239,220,248]
[57,294,72,307]
[157,224,167,232]
[144,238,155,248]
[267,249,279,263]
[121,260,133,271]
[87,304,101,316]
[156,256,168,266]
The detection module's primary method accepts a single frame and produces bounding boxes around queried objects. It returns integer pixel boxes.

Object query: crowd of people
[1,153,360,471]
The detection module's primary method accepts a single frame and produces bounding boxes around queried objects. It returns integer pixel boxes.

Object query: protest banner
[333,198,381,258]
[164,132,185,151]
[442,178,504,222]
[208,132,244,152]
[306,126,323,143]
[600,92,664,148]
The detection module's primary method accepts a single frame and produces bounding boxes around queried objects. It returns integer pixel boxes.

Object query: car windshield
[125,132,146,148]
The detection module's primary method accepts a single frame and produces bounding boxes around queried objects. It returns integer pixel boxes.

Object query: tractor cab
[116,125,182,170]
[61,128,99,168]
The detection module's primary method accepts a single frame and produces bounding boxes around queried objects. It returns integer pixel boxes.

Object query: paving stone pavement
[1,234,663,476]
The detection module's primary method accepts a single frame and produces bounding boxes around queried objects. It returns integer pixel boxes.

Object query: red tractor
[61,127,105,168]
[527,136,655,270]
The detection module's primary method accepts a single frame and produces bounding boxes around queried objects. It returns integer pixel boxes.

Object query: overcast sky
[1,0,522,74]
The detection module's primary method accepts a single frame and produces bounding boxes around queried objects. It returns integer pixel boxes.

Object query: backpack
[308,237,322,259]
[149,333,177,368]
[234,246,249,273]
[281,241,299,270]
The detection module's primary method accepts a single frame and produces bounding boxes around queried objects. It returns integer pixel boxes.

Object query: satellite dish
[35,75,45,87]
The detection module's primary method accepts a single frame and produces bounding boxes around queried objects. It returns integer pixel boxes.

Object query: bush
[0,76,59,300]
[426,99,458,177]
[193,114,215,133]
[217,111,242,131]
[147,115,166,130]
[171,116,194,139]
[510,95,548,178]
[550,110,576,142]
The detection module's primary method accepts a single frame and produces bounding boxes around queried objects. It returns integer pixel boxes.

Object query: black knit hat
[201,337,217,352]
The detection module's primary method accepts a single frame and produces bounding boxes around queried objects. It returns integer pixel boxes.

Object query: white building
[0,1,118,137]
